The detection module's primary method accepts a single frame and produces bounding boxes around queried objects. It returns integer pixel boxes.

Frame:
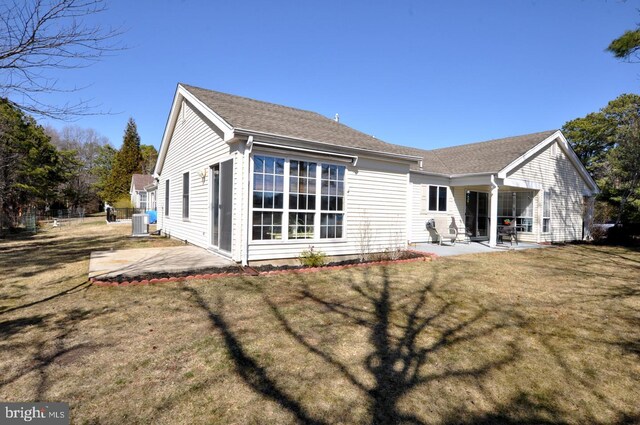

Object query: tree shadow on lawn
[173,261,640,424]
[177,265,589,425]
[0,280,91,316]
[0,307,108,400]
[0,234,126,279]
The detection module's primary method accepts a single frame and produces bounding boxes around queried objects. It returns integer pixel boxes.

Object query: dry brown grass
[0,219,638,424]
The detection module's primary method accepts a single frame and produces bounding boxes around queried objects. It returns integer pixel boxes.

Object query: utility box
[132,213,149,237]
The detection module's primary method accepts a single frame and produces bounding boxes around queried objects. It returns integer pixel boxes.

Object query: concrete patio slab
[411,241,548,257]
[89,245,235,279]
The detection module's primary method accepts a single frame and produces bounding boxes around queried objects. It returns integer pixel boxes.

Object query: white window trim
[249,153,348,244]
[182,172,190,220]
[542,190,551,233]
[427,185,448,212]
[139,191,148,211]
[164,179,170,217]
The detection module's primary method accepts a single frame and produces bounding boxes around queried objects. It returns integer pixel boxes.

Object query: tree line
[0,99,157,231]
[561,25,640,227]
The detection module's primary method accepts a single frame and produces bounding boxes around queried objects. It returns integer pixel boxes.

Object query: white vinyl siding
[409,174,457,243]
[157,100,240,257]
[508,141,589,242]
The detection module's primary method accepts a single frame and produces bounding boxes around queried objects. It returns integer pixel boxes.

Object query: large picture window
[251,155,345,241]
[428,185,447,212]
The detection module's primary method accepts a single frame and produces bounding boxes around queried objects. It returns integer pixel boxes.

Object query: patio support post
[489,175,498,247]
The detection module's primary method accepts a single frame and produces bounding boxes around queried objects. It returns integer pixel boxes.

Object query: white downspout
[489,175,499,248]
[242,136,254,266]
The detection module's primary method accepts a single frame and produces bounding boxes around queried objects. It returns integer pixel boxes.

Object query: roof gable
[415,130,558,175]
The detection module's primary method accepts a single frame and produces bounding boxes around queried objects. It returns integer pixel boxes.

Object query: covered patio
[450,175,545,247]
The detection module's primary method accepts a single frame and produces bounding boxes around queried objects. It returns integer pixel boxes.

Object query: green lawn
[0,219,638,424]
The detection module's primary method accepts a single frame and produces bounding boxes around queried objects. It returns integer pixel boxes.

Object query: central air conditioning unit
[132,213,149,237]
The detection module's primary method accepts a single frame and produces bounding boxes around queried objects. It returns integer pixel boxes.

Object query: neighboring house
[154,83,599,264]
[130,174,155,210]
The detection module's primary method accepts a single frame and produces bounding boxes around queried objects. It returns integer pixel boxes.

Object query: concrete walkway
[89,245,235,279]
[412,241,548,257]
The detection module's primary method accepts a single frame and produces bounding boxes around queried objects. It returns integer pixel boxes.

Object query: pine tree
[104,118,142,204]
[0,98,72,229]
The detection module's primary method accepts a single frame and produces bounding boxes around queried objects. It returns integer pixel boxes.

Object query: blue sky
[38,0,640,150]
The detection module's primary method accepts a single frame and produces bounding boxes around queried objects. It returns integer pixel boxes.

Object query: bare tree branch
[0,0,124,119]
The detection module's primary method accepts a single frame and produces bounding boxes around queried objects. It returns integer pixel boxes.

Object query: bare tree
[358,211,373,262]
[0,0,123,118]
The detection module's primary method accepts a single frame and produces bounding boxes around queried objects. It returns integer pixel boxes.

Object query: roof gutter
[410,170,495,178]
[234,128,422,164]
[251,140,358,165]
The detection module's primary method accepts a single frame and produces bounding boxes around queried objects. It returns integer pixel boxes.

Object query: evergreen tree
[140,144,158,174]
[104,118,142,204]
[93,144,117,203]
[562,94,640,224]
[0,98,72,229]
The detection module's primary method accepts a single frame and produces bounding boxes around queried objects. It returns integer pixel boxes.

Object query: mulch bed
[90,250,436,287]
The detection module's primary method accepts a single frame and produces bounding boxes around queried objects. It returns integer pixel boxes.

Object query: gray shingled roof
[182,84,420,157]
[418,130,558,175]
[131,174,154,191]
[181,84,558,176]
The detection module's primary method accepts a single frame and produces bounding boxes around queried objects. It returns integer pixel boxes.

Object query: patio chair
[450,218,471,244]
[426,217,458,246]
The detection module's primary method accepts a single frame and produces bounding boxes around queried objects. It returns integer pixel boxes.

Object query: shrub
[112,196,134,209]
[589,224,608,243]
[299,246,326,267]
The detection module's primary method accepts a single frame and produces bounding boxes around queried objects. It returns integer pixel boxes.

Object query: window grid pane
[288,212,314,239]
[320,213,343,239]
[252,212,282,240]
[497,192,513,218]
[321,164,345,213]
[253,155,285,210]
[438,187,447,211]
[289,160,317,211]
[320,164,345,239]
[515,192,534,232]
[428,186,438,211]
